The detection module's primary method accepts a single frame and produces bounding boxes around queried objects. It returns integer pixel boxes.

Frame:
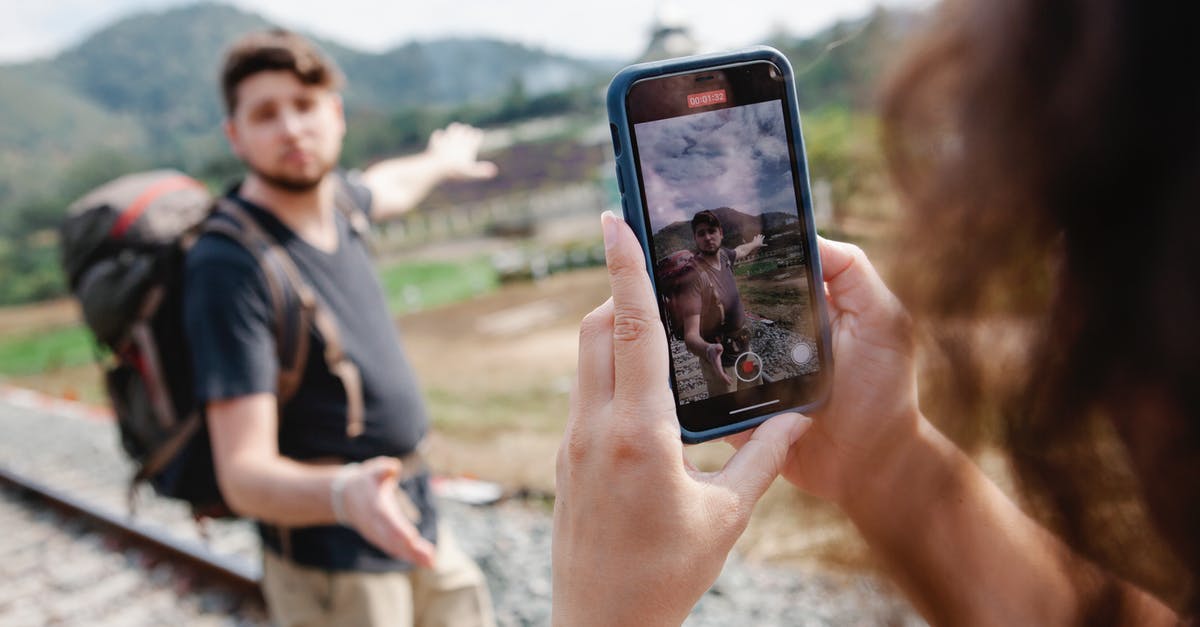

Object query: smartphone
[606,46,833,443]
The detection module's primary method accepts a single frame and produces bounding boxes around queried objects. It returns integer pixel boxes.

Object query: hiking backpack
[60,169,365,517]
[655,249,742,349]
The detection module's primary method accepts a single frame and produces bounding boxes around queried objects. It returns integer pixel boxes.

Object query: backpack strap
[132,410,203,484]
[691,255,728,330]
[203,198,364,438]
[331,180,372,242]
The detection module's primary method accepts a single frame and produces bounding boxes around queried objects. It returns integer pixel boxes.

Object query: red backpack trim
[109,175,207,239]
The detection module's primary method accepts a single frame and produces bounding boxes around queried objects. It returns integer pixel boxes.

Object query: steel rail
[0,464,262,603]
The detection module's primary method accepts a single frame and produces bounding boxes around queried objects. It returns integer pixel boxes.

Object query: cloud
[634,101,798,232]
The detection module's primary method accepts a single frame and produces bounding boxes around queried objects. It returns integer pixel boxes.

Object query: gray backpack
[60,169,365,517]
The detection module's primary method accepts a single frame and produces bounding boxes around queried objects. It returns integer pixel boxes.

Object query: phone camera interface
[635,96,823,408]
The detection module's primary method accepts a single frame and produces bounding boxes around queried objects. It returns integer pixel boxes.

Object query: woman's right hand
[753,238,921,507]
[754,240,1184,626]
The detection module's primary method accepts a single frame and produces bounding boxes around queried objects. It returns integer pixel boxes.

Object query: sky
[0,0,932,64]
[636,101,796,237]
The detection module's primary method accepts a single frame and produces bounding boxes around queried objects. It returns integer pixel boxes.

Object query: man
[676,209,765,396]
[184,29,496,627]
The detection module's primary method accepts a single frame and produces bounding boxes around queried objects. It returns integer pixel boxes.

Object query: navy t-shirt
[183,176,436,572]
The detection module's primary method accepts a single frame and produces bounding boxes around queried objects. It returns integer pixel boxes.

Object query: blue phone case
[605,46,834,443]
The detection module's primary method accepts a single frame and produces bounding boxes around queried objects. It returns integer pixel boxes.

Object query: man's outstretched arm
[681,311,731,385]
[207,393,436,567]
[733,234,765,261]
[360,123,497,221]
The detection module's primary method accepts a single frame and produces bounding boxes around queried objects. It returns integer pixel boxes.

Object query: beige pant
[261,525,495,627]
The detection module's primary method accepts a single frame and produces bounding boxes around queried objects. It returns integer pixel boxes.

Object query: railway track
[0,391,267,626]
[0,388,560,627]
[0,386,924,626]
[0,464,262,590]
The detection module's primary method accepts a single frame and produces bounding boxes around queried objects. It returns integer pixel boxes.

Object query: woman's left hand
[552,212,812,626]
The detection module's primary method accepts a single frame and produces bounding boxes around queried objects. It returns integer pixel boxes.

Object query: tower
[638,1,697,62]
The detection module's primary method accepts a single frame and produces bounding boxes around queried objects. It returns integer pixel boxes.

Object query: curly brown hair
[881,0,1200,617]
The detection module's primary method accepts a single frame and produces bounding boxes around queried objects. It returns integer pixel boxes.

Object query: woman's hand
[552,212,812,626]
[744,238,921,508]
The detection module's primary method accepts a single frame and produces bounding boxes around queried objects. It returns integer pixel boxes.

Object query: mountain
[0,64,148,204]
[331,38,609,111]
[0,2,925,306]
[0,2,612,209]
[651,207,799,259]
[0,2,925,228]
[774,7,927,109]
[39,2,607,126]
[0,2,924,207]
[51,4,270,139]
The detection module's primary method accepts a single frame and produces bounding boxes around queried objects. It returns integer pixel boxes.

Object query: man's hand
[706,342,732,385]
[361,122,498,220]
[734,233,766,261]
[552,211,812,626]
[424,122,499,181]
[339,457,436,568]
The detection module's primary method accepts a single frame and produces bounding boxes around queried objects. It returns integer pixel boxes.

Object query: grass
[378,257,499,314]
[0,324,95,377]
[0,258,499,378]
[734,259,779,277]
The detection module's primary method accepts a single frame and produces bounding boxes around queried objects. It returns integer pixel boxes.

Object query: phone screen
[625,60,827,434]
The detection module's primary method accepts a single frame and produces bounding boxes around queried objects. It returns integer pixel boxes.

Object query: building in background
[638,2,697,62]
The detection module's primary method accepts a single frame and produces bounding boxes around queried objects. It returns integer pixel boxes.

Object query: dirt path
[398,267,612,493]
[0,299,81,335]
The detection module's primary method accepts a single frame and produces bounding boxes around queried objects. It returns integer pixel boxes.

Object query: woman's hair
[880,0,1199,616]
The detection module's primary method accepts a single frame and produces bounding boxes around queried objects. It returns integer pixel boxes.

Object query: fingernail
[601,211,618,251]
[789,415,814,445]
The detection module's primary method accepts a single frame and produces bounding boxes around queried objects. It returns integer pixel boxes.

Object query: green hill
[0,2,612,210]
[776,7,925,109]
[0,2,923,305]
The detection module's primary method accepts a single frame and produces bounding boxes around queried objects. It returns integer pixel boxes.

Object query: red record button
[734,351,763,383]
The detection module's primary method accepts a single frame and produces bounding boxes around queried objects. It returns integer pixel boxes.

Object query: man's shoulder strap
[722,246,738,267]
[690,253,727,310]
[331,176,372,243]
[202,198,312,401]
[201,197,364,437]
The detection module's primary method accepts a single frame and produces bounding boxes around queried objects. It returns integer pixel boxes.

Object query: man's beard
[247,161,332,194]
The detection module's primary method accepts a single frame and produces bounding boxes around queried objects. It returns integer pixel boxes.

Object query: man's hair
[220,29,344,115]
[691,209,723,232]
